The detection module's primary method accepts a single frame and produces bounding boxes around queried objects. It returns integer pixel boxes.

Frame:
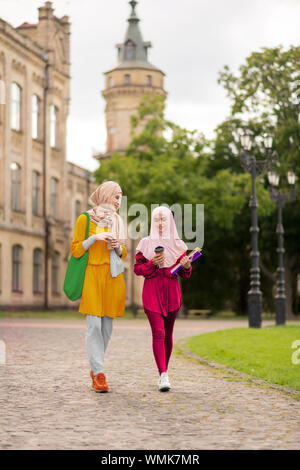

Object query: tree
[94,95,273,313]
[95,95,208,210]
[217,45,300,317]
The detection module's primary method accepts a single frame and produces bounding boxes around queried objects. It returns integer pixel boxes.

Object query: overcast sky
[1,0,300,171]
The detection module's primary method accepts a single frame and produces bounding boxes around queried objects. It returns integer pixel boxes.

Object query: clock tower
[101,0,167,155]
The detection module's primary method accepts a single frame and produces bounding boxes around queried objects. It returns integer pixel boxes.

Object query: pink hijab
[136,206,187,267]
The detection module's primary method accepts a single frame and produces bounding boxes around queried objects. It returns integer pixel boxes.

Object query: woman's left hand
[106,238,120,250]
[181,256,191,269]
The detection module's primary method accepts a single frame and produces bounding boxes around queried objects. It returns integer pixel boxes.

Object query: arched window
[11,82,21,131]
[0,79,5,105]
[109,76,113,87]
[50,104,59,148]
[125,40,135,60]
[12,244,22,292]
[10,162,21,211]
[0,243,2,294]
[51,251,60,294]
[107,127,115,152]
[146,75,152,86]
[32,94,41,140]
[33,248,43,293]
[124,74,131,85]
[50,177,59,219]
[32,170,41,216]
[75,199,81,221]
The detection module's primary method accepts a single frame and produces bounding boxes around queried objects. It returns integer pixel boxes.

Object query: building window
[33,248,43,293]
[32,171,41,216]
[0,76,3,123]
[0,243,2,294]
[50,104,59,148]
[124,74,131,85]
[146,75,152,86]
[109,76,113,87]
[32,94,41,140]
[75,199,81,220]
[10,162,21,211]
[50,177,59,219]
[11,82,21,131]
[52,251,60,294]
[125,40,135,60]
[0,79,5,107]
[12,245,22,292]
[107,127,115,152]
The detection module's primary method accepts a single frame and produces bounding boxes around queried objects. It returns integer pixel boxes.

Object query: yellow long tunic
[70,213,127,318]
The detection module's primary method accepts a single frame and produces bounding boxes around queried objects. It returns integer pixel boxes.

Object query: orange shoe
[90,370,109,393]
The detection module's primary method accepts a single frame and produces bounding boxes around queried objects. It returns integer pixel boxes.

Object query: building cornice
[105,62,165,76]
[102,85,167,99]
[93,149,126,160]
[0,18,71,79]
[0,222,45,238]
[67,161,96,181]
[0,18,46,61]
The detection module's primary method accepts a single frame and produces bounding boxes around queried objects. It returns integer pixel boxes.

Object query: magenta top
[134,251,192,316]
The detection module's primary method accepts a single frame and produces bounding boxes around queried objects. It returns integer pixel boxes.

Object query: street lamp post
[267,170,297,325]
[239,131,275,328]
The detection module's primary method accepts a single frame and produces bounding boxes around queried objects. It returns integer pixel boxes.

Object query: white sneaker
[158,372,171,392]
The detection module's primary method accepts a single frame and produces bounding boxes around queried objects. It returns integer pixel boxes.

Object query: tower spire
[100,0,166,158]
[129,0,139,20]
[115,0,151,63]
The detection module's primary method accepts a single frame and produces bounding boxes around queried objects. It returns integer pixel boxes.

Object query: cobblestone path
[0,317,299,450]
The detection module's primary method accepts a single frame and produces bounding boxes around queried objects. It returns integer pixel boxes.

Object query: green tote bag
[63,212,90,301]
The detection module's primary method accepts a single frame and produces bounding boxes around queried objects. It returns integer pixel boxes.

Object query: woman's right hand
[152,253,165,266]
[94,233,114,242]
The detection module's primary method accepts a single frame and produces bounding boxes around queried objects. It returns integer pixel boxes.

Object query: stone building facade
[0,2,97,310]
[0,0,167,312]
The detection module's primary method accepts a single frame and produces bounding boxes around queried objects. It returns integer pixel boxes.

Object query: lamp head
[240,131,252,151]
[287,170,296,185]
[263,133,273,149]
[267,171,279,186]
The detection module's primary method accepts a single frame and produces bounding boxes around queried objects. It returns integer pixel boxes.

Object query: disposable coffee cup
[154,246,164,268]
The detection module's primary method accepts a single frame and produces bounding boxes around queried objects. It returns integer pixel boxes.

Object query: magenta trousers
[145,309,178,374]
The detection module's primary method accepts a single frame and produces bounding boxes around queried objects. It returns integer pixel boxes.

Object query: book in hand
[170,247,202,275]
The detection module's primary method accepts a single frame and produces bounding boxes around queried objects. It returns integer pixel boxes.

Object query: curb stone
[175,338,300,401]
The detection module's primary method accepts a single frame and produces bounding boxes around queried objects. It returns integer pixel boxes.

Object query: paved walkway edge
[175,338,300,401]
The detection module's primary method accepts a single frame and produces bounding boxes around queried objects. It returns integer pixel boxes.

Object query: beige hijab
[87,181,126,245]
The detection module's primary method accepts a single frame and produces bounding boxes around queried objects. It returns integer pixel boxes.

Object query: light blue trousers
[85,315,113,375]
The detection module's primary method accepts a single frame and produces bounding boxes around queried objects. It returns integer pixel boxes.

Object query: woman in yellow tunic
[70,181,127,392]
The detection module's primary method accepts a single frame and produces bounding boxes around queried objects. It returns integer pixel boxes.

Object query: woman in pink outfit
[133,206,192,391]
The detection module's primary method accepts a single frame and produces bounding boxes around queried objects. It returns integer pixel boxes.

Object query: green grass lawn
[211,310,279,321]
[186,325,300,391]
[0,310,83,320]
[0,309,146,321]
[0,309,285,321]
